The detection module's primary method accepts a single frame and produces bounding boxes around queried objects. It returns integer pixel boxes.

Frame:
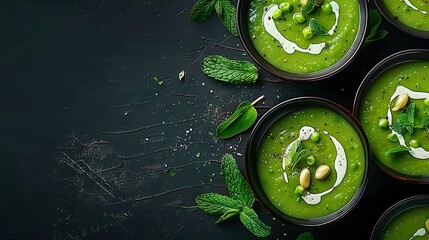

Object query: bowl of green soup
[245,97,369,226]
[354,49,429,183]
[237,0,368,81]
[370,195,429,240]
[374,0,429,39]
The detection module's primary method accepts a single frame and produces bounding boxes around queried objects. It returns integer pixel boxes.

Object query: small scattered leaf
[221,154,255,207]
[309,18,328,36]
[239,207,271,238]
[385,145,410,155]
[216,96,264,139]
[201,55,258,84]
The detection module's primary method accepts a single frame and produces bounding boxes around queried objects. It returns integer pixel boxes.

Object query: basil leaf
[196,193,241,215]
[301,0,316,15]
[216,208,240,223]
[221,154,255,207]
[309,18,328,36]
[364,9,388,46]
[385,145,410,155]
[217,0,238,36]
[239,206,271,238]
[217,96,263,139]
[297,232,315,240]
[406,102,416,124]
[202,55,258,84]
[190,0,216,22]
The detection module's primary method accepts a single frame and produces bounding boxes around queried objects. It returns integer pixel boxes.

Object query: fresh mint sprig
[391,103,416,135]
[195,154,271,237]
[284,140,311,170]
[364,9,388,46]
[190,0,238,36]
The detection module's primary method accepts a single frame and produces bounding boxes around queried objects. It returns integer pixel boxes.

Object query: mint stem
[251,95,265,106]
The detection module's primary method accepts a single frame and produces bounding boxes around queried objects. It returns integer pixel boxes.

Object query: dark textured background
[0,0,428,239]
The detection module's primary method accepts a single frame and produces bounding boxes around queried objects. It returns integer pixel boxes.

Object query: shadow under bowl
[353,49,429,184]
[237,0,368,82]
[374,0,429,39]
[245,97,369,226]
[370,195,429,240]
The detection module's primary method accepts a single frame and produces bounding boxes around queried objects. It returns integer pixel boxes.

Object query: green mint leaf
[406,102,416,124]
[216,208,240,223]
[301,0,316,15]
[285,140,310,169]
[385,145,410,155]
[239,206,271,237]
[196,193,242,215]
[309,18,328,36]
[190,0,216,22]
[221,153,255,207]
[291,148,311,169]
[297,232,315,240]
[216,96,263,138]
[364,9,388,46]
[215,0,223,16]
[217,0,238,36]
[201,55,258,84]
[392,114,413,134]
[417,116,429,128]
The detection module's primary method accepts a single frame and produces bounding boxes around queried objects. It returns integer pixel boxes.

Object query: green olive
[279,2,293,12]
[322,3,332,13]
[410,139,421,148]
[310,132,320,142]
[272,9,283,20]
[387,133,398,142]
[295,185,305,195]
[302,26,314,39]
[293,12,306,24]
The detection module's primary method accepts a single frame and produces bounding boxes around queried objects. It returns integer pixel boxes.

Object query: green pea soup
[381,0,429,31]
[356,61,429,179]
[248,0,362,73]
[256,106,367,219]
[381,205,429,240]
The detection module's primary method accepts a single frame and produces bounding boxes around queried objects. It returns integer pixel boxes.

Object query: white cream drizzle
[281,126,348,205]
[403,0,427,15]
[409,227,426,240]
[328,1,340,35]
[387,86,429,159]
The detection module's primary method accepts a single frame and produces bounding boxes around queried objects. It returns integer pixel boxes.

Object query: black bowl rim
[370,194,429,240]
[237,0,368,82]
[245,96,370,226]
[373,0,429,39]
[352,48,429,184]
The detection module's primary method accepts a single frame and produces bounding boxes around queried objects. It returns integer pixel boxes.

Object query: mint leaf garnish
[201,55,259,84]
[385,145,409,155]
[195,154,271,237]
[364,9,388,46]
[301,0,316,15]
[239,206,271,238]
[190,0,216,22]
[391,103,416,135]
[309,18,328,36]
[285,140,310,170]
[221,153,255,207]
[297,232,315,240]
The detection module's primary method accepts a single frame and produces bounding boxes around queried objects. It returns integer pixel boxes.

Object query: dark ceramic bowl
[353,49,429,184]
[374,0,429,39]
[370,195,429,240]
[245,97,369,226]
[237,0,368,82]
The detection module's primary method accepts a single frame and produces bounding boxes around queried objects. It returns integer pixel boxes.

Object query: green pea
[293,12,306,24]
[272,9,283,20]
[387,133,398,142]
[322,3,332,13]
[279,2,293,12]
[424,98,429,106]
[306,156,316,165]
[295,185,305,195]
[378,118,388,129]
[302,26,314,39]
[310,132,320,142]
[410,139,420,148]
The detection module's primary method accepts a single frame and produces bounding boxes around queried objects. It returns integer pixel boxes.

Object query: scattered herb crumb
[169,171,176,177]
[196,152,201,158]
[154,76,164,86]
